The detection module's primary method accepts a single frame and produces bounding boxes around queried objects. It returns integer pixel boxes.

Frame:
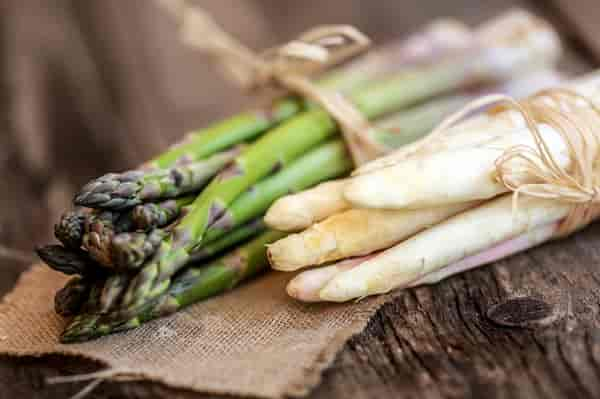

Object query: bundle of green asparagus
[267,71,600,303]
[36,9,563,342]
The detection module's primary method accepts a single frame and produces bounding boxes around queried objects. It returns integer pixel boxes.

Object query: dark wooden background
[2,0,600,398]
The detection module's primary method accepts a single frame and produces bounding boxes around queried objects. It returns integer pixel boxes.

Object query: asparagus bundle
[268,71,600,303]
[36,10,564,341]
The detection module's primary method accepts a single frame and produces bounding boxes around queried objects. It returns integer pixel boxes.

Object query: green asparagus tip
[74,171,148,210]
[54,210,87,249]
[60,314,101,343]
[36,245,98,276]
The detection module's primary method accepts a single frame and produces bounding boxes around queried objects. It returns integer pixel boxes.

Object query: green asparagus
[54,209,88,249]
[373,94,470,148]
[111,229,167,270]
[99,273,131,313]
[131,195,195,230]
[36,245,103,277]
[61,229,286,342]
[190,219,266,262]
[80,209,138,268]
[75,147,240,210]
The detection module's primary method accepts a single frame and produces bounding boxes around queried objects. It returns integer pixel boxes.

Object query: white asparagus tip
[318,274,370,303]
[267,232,334,271]
[287,266,341,302]
[287,255,375,302]
[264,200,314,232]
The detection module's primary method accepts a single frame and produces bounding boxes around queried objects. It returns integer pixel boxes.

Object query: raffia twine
[374,87,600,238]
[156,0,388,165]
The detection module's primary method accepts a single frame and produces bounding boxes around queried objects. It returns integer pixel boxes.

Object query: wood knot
[486,296,554,328]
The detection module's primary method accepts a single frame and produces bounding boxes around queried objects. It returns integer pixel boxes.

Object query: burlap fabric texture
[0,265,391,398]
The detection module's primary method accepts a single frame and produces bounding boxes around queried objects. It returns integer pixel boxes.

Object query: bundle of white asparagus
[266,71,600,303]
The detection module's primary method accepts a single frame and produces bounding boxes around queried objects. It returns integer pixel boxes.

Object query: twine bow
[157,0,386,165]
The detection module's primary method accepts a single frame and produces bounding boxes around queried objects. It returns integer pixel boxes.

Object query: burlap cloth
[0,264,390,398]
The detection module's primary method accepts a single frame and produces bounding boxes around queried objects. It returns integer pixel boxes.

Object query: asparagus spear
[75,147,241,210]
[131,195,195,230]
[60,280,106,341]
[286,255,375,302]
[54,209,88,249]
[267,201,477,271]
[151,100,300,169]
[264,179,350,232]
[204,140,352,242]
[111,229,167,270]
[372,95,472,148]
[99,273,132,313]
[408,222,558,286]
[190,219,266,262]
[80,210,128,267]
[61,229,286,343]
[96,229,169,310]
[35,245,104,277]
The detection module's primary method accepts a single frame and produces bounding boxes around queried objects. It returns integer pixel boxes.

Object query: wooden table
[2,0,600,397]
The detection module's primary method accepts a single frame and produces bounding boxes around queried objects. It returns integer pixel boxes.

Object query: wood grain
[1,0,600,398]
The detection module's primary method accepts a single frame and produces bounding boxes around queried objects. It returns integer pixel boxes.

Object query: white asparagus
[319,195,570,302]
[408,221,558,286]
[345,124,571,209]
[264,179,350,232]
[268,201,477,271]
[286,255,375,302]
[288,221,557,302]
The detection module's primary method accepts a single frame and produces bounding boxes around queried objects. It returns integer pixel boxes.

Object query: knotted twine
[369,87,600,237]
[156,0,387,165]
